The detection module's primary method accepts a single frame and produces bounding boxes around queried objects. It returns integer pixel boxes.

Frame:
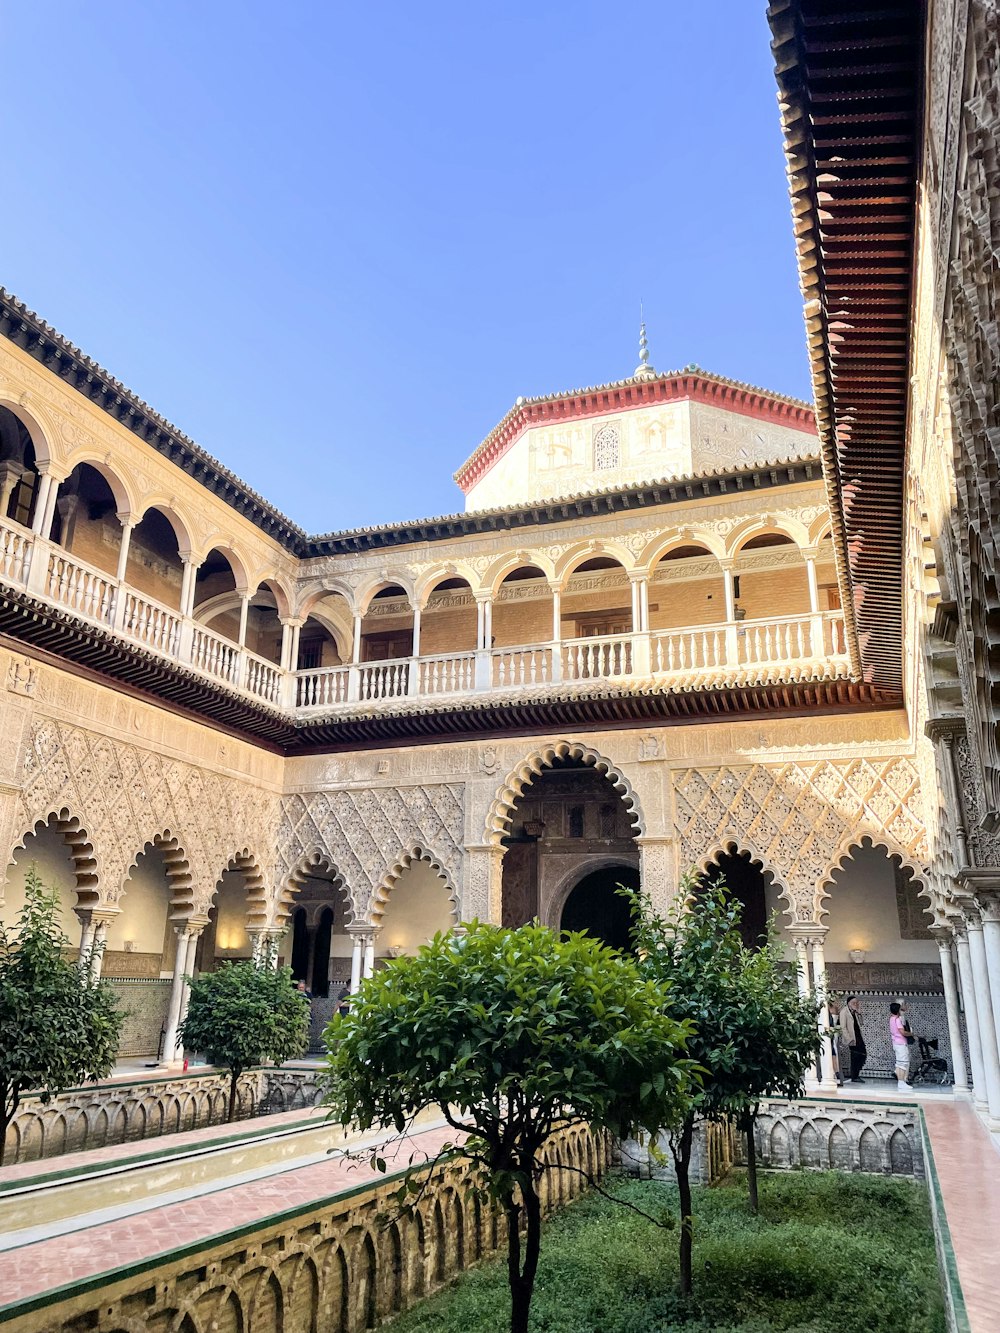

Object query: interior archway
[700,847,779,949]
[500,756,639,931]
[560,863,639,951]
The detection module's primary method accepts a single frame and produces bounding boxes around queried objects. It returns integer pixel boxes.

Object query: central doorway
[560,864,639,951]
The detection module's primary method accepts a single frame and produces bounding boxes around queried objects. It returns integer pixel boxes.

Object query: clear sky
[3,2,808,534]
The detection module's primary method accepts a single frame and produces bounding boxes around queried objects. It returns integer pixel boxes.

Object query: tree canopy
[322,921,696,1333]
[0,867,123,1164]
[180,959,310,1121]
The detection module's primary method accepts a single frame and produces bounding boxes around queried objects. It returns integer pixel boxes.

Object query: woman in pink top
[889,1001,912,1090]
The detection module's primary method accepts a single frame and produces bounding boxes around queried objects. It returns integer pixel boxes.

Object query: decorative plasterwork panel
[277,783,466,919]
[674,758,927,921]
[6,716,280,915]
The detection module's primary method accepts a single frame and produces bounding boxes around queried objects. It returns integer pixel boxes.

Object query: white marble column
[362,928,379,979]
[965,911,1000,1123]
[30,469,54,537]
[161,925,193,1064]
[89,918,110,980]
[237,593,250,648]
[77,914,96,965]
[349,929,364,994]
[411,604,421,658]
[810,934,838,1090]
[177,928,202,1034]
[955,926,987,1108]
[351,612,363,662]
[932,927,969,1092]
[791,934,817,1089]
[114,517,135,584]
[178,557,196,618]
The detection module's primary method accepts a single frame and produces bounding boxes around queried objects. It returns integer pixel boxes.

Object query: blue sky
[3,3,808,533]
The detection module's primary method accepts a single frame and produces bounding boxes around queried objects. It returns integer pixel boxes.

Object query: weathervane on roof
[633,302,657,379]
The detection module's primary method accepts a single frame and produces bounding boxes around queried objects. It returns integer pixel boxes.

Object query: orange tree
[321,921,695,1333]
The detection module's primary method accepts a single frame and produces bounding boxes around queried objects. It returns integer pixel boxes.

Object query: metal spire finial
[634,302,656,379]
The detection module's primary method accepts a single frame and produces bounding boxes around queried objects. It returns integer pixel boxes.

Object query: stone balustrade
[0,514,850,719]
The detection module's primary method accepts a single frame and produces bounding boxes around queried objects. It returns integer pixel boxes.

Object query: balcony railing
[0,514,851,719]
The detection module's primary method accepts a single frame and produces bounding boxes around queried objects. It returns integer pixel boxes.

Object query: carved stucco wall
[675,757,928,921]
[276,784,467,921]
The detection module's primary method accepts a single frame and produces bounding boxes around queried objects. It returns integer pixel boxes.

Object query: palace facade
[0,0,996,1125]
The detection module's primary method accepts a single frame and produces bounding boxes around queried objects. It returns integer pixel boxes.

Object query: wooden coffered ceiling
[769,0,924,696]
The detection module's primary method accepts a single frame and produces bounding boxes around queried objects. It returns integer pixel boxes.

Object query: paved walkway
[0,1121,456,1308]
[921,1098,1000,1333]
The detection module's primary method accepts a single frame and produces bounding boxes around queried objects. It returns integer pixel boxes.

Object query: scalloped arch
[371,844,460,923]
[275,848,357,929]
[123,830,194,917]
[485,741,643,847]
[816,834,932,925]
[8,808,101,908]
[693,837,795,923]
[211,847,270,930]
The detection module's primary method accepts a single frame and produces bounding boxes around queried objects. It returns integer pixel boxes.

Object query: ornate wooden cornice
[768,1,924,694]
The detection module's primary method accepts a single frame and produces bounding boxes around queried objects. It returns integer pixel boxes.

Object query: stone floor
[921,1098,1000,1333]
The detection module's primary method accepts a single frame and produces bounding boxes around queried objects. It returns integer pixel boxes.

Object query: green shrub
[388,1171,945,1333]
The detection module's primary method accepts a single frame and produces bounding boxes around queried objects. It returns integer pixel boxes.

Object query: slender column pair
[161,923,206,1065]
[347,925,380,993]
[791,928,837,1092]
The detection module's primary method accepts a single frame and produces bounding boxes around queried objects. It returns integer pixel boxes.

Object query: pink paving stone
[0,1123,457,1305]
[921,1099,1000,1333]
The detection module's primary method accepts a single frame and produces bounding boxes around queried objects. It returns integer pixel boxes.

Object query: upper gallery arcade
[0,284,939,1088]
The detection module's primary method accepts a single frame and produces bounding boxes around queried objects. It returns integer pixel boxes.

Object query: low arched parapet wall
[485,740,644,848]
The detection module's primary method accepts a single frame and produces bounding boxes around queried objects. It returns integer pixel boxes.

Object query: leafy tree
[321,921,695,1333]
[0,866,123,1165]
[731,933,819,1213]
[180,959,310,1121]
[628,876,816,1295]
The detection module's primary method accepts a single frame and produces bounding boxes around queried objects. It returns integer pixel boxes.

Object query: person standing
[889,1001,912,1090]
[841,995,867,1083]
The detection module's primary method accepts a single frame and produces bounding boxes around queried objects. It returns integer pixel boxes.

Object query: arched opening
[560,864,639,951]
[114,844,176,988]
[731,532,810,621]
[650,544,726,630]
[500,756,639,931]
[0,405,41,528]
[823,840,934,965]
[360,584,413,663]
[377,858,455,961]
[50,463,123,578]
[280,861,353,1018]
[126,508,186,610]
[560,555,633,640]
[2,816,90,947]
[700,847,780,949]
[491,565,553,687]
[196,859,266,973]
[418,576,477,694]
[296,614,343,671]
[192,549,241,642]
[244,580,287,666]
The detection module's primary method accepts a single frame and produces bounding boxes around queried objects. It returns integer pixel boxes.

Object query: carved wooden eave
[768,1,924,694]
[0,584,898,753]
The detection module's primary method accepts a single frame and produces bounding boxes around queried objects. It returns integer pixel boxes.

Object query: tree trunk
[672,1113,695,1299]
[227,1068,240,1123]
[742,1108,759,1215]
[0,1082,19,1167]
[504,1173,542,1333]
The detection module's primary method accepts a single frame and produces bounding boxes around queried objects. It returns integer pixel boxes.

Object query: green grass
[390,1171,945,1333]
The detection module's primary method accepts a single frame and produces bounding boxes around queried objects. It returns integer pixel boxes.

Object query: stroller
[909,1036,950,1086]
